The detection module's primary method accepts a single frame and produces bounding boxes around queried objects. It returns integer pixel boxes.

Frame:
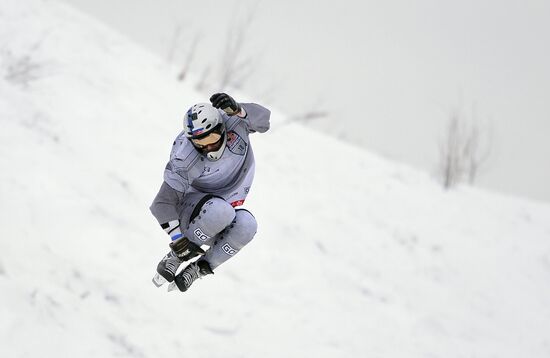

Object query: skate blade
[152,273,167,287]
[167,282,178,292]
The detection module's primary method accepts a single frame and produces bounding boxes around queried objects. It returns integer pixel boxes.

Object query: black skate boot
[152,236,205,287]
[169,260,214,292]
[156,251,183,281]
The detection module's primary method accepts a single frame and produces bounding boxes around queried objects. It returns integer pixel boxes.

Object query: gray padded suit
[150,103,271,269]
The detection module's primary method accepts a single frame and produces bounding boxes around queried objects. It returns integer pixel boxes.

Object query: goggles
[191,132,223,147]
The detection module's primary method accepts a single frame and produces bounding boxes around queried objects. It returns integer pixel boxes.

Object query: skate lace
[164,252,182,274]
[181,263,201,289]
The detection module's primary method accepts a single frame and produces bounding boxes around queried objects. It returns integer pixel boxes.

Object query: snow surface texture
[1,1,550,357]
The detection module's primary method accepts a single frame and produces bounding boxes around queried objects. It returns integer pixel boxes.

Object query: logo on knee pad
[222,243,237,256]
[194,228,210,242]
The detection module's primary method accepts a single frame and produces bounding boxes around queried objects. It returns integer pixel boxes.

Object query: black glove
[169,236,205,261]
[210,93,241,116]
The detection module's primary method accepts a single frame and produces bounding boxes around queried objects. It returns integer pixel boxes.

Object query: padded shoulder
[163,132,205,192]
[170,132,202,169]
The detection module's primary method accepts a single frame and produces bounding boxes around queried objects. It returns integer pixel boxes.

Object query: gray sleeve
[240,103,271,133]
[149,181,184,224]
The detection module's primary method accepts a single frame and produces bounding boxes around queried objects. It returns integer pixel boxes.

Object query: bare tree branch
[166,24,183,63]
[216,6,259,90]
[195,65,211,92]
[177,33,201,82]
[438,106,493,189]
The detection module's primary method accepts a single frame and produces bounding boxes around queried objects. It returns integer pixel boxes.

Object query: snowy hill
[1,1,550,357]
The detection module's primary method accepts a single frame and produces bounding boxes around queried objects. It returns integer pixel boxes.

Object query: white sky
[61,0,550,202]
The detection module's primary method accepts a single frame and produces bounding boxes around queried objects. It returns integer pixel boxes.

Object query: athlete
[150,93,270,292]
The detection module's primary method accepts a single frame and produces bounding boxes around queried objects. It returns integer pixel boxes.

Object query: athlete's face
[202,139,224,153]
[192,132,224,153]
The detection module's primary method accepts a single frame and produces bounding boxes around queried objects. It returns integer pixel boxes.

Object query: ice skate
[168,260,213,292]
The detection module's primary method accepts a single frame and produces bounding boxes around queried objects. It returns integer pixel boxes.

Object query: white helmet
[184,103,227,161]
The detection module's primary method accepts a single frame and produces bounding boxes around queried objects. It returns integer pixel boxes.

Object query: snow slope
[1,1,550,357]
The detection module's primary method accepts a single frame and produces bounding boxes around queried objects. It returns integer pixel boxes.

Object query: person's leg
[200,208,258,270]
[179,193,236,246]
[154,193,235,286]
[170,208,258,292]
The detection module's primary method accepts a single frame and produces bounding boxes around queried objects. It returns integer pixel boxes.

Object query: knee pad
[226,209,258,248]
[187,195,235,241]
[201,209,258,270]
